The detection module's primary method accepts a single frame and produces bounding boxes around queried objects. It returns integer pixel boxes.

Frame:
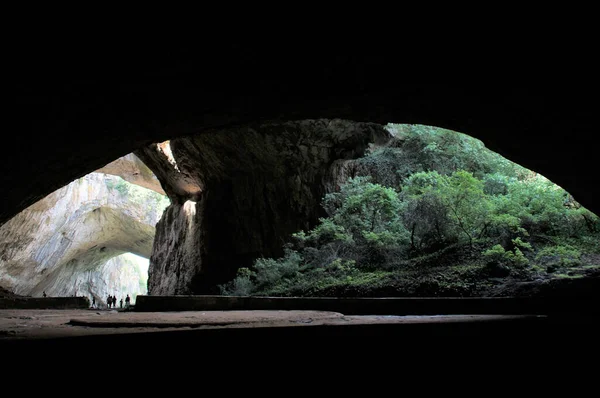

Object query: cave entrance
[0,153,171,308]
[135,120,598,299]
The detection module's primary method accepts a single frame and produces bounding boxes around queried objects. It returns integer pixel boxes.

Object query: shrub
[535,245,582,268]
[482,238,531,267]
[254,249,302,288]
[482,244,506,264]
[218,268,255,296]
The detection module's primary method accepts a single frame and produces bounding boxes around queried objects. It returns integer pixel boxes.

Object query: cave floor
[0,308,541,340]
[2,308,598,375]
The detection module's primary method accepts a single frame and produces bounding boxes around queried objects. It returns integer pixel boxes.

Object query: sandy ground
[0,308,538,340]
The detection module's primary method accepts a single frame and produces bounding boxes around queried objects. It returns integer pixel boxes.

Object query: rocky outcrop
[97,153,165,195]
[133,141,202,203]
[137,119,392,295]
[0,172,168,305]
[146,200,204,295]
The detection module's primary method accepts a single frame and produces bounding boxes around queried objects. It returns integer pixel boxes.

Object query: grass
[553,273,585,279]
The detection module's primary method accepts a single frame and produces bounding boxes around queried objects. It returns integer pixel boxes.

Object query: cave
[3,39,600,371]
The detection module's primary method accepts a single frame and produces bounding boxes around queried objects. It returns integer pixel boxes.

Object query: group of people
[106,294,131,309]
[90,294,131,309]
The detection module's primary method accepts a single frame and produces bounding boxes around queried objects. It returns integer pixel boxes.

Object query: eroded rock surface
[0,171,168,304]
[97,153,165,195]
[137,119,392,294]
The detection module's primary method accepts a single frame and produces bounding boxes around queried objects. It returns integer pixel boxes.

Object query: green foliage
[218,267,255,296]
[483,173,515,196]
[440,170,490,246]
[293,218,353,247]
[493,175,571,236]
[535,245,582,269]
[504,248,529,267]
[482,239,530,267]
[401,170,445,196]
[401,173,453,251]
[354,147,408,187]
[570,234,600,254]
[384,123,526,180]
[512,237,533,251]
[486,212,528,246]
[323,176,409,247]
[104,175,171,218]
[254,249,302,287]
[563,206,600,236]
[401,170,490,248]
[482,244,506,262]
[105,177,130,196]
[218,250,302,296]
[218,124,599,298]
[327,258,359,276]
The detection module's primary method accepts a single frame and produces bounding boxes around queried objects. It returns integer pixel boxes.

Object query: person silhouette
[125,294,131,309]
[43,291,47,297]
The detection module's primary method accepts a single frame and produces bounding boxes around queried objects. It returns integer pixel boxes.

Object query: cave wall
[146,201,204,295]
[138,119,392,294]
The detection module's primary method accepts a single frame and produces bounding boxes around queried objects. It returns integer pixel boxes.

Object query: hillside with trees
[219,124,600,297]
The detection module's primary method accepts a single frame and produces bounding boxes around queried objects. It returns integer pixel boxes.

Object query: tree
[440,170,490,246]
[323,176,408,247]
[401,171,452,251]
[401,170,490,248]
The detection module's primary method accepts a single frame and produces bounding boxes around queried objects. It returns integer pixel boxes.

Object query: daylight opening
[217,123,600,298]
[157,140,180,172]
[0,152,171,308]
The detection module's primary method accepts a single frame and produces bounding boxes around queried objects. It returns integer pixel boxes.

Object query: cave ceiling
[5,40,598,226]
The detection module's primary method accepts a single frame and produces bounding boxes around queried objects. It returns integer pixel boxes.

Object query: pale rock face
[0,169,169,301]
[97,153,166,195]
[64,253,149,307]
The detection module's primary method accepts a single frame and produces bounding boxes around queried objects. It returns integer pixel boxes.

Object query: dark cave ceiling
[5,40,599,225]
